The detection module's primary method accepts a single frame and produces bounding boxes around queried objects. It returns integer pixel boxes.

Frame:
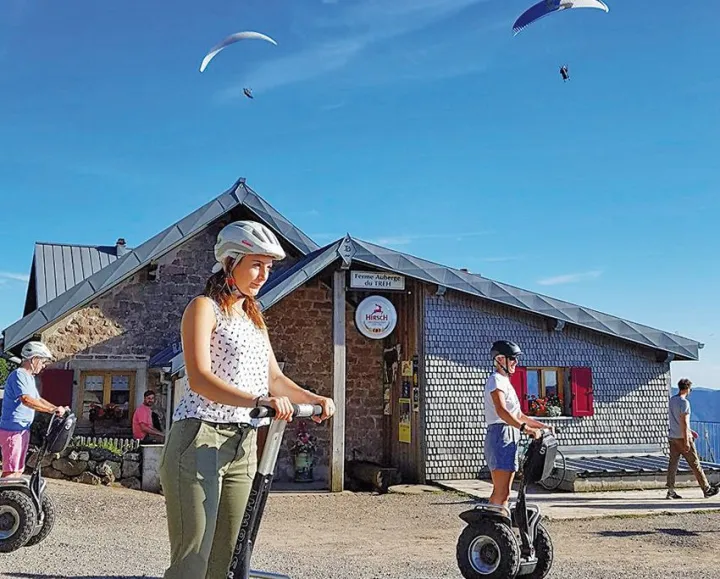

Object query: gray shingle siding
[423,291,671,481]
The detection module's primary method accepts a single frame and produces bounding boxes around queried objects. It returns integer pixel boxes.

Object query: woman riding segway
[159,220,335,579]
[484,340,553,517]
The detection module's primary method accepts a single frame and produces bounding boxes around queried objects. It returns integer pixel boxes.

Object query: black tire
[24,493,56,547]
[457,519,521,579]
[0,490,37,553]
[526,523,553,579]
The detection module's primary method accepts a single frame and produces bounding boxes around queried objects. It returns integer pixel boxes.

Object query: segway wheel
[526,523,553,579]
[0,490,36,553]
[457,519,521,579]
[24,492,56,547]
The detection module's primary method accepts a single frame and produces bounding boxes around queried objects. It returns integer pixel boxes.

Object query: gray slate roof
[27,242,128,311]
[2,178,318,352]
[4,179,702,364]
[263,236,701,361]
[168,234,701,375]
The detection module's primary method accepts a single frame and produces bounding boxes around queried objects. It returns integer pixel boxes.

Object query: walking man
[666,378,719,499]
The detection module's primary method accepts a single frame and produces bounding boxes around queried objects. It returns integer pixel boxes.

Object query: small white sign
[350,271,405,291]
[355,296,398,340]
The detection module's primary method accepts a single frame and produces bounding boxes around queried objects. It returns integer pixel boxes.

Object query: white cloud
[216,0,492,98]
[477,256,524,263]
[367,230,492,247]
[536,270,603,286]
[0,271,29,283]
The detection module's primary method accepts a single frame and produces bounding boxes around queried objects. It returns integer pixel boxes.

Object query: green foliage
[70,438,125,457]
[0,357,18,386]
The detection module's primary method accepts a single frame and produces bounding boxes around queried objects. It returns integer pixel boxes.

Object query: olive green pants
[159,418,257,579]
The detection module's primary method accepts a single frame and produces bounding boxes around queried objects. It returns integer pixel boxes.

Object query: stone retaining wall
[27,442,143,490]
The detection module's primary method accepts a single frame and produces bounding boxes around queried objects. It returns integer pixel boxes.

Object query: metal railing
[690,421,720,463]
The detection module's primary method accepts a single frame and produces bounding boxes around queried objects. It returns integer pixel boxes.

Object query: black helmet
[491,340,522,359]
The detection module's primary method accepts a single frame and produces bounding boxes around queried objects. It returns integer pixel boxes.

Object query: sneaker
[666,490,682,499]
[703,484,719,498]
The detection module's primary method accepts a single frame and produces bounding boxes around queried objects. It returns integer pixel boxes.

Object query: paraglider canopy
[199,31,278,73]
[243,88,254,99]
[512,0,609,36]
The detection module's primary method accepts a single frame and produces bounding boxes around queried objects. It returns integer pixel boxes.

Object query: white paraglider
[512,0,609,36]
[199,31,278,73]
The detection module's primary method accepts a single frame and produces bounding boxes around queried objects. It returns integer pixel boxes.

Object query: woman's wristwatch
[519,422,527,433]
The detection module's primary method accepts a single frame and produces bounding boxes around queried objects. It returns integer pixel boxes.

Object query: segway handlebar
[250,403,324,420]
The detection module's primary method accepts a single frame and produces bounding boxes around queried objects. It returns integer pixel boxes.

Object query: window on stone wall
[78,370,136,423]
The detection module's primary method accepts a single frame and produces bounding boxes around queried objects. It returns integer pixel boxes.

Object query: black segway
[456,429,558,579]
[0,411,77,552]
[226,403,323,579]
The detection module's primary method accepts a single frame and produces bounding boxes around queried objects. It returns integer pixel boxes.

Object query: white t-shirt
[484,372,521,425]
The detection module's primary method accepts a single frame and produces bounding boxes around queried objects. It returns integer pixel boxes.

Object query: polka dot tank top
[172,297,270,426]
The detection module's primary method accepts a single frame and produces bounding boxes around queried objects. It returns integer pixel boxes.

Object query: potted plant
[289,422,317,483]
[528,395,563,417]
[545,395,563,417]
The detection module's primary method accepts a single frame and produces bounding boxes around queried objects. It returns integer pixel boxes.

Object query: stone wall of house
[35,214,384,485]
[423,291,671,481]
[264,278,385,483]
[42,224,223,360]
[39,217,303,431]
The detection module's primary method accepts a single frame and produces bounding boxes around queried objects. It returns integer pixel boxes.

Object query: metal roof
[27,242,127,311]
[251,235,701,361]
[347,237,702,361]
[566,454,720,477]
[168,234,702,375]
[258,240,343,311]
[2,178,319,352]
[148,341,183,369]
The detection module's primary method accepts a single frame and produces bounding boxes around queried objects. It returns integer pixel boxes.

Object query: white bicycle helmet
[212,220,286,273]
[21,341,54,361]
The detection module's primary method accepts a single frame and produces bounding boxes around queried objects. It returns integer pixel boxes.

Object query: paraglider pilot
[560,65,569,82]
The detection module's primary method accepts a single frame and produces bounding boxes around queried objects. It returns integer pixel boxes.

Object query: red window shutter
[40,369,74,407]
[571,367,594,417]
[509,366,528,414]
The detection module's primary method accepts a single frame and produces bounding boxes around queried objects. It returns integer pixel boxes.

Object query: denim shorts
[485,423,520,472]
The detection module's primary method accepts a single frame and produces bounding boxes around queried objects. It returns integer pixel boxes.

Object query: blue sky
[1,1,718,388]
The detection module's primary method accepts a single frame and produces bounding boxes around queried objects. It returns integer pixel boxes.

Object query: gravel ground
[1,479,719,578]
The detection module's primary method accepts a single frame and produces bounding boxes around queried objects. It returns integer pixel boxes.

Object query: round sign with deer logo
[355,295,397,340]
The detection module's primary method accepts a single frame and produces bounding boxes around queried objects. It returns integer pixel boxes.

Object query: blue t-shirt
[0,368,39,431]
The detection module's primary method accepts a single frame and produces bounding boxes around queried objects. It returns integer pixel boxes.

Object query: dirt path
[1,480,718,578]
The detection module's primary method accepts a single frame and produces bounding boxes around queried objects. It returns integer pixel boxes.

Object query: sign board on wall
[350,270,405,291]
[355,296,398,340]
[398,398,412,444]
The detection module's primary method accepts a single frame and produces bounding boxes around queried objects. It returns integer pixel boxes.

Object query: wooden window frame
[525,366,568,416]
[77,370,136,421]
[525,367,564,401]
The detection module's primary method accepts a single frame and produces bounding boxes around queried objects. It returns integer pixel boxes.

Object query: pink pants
[0,428,31,474]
